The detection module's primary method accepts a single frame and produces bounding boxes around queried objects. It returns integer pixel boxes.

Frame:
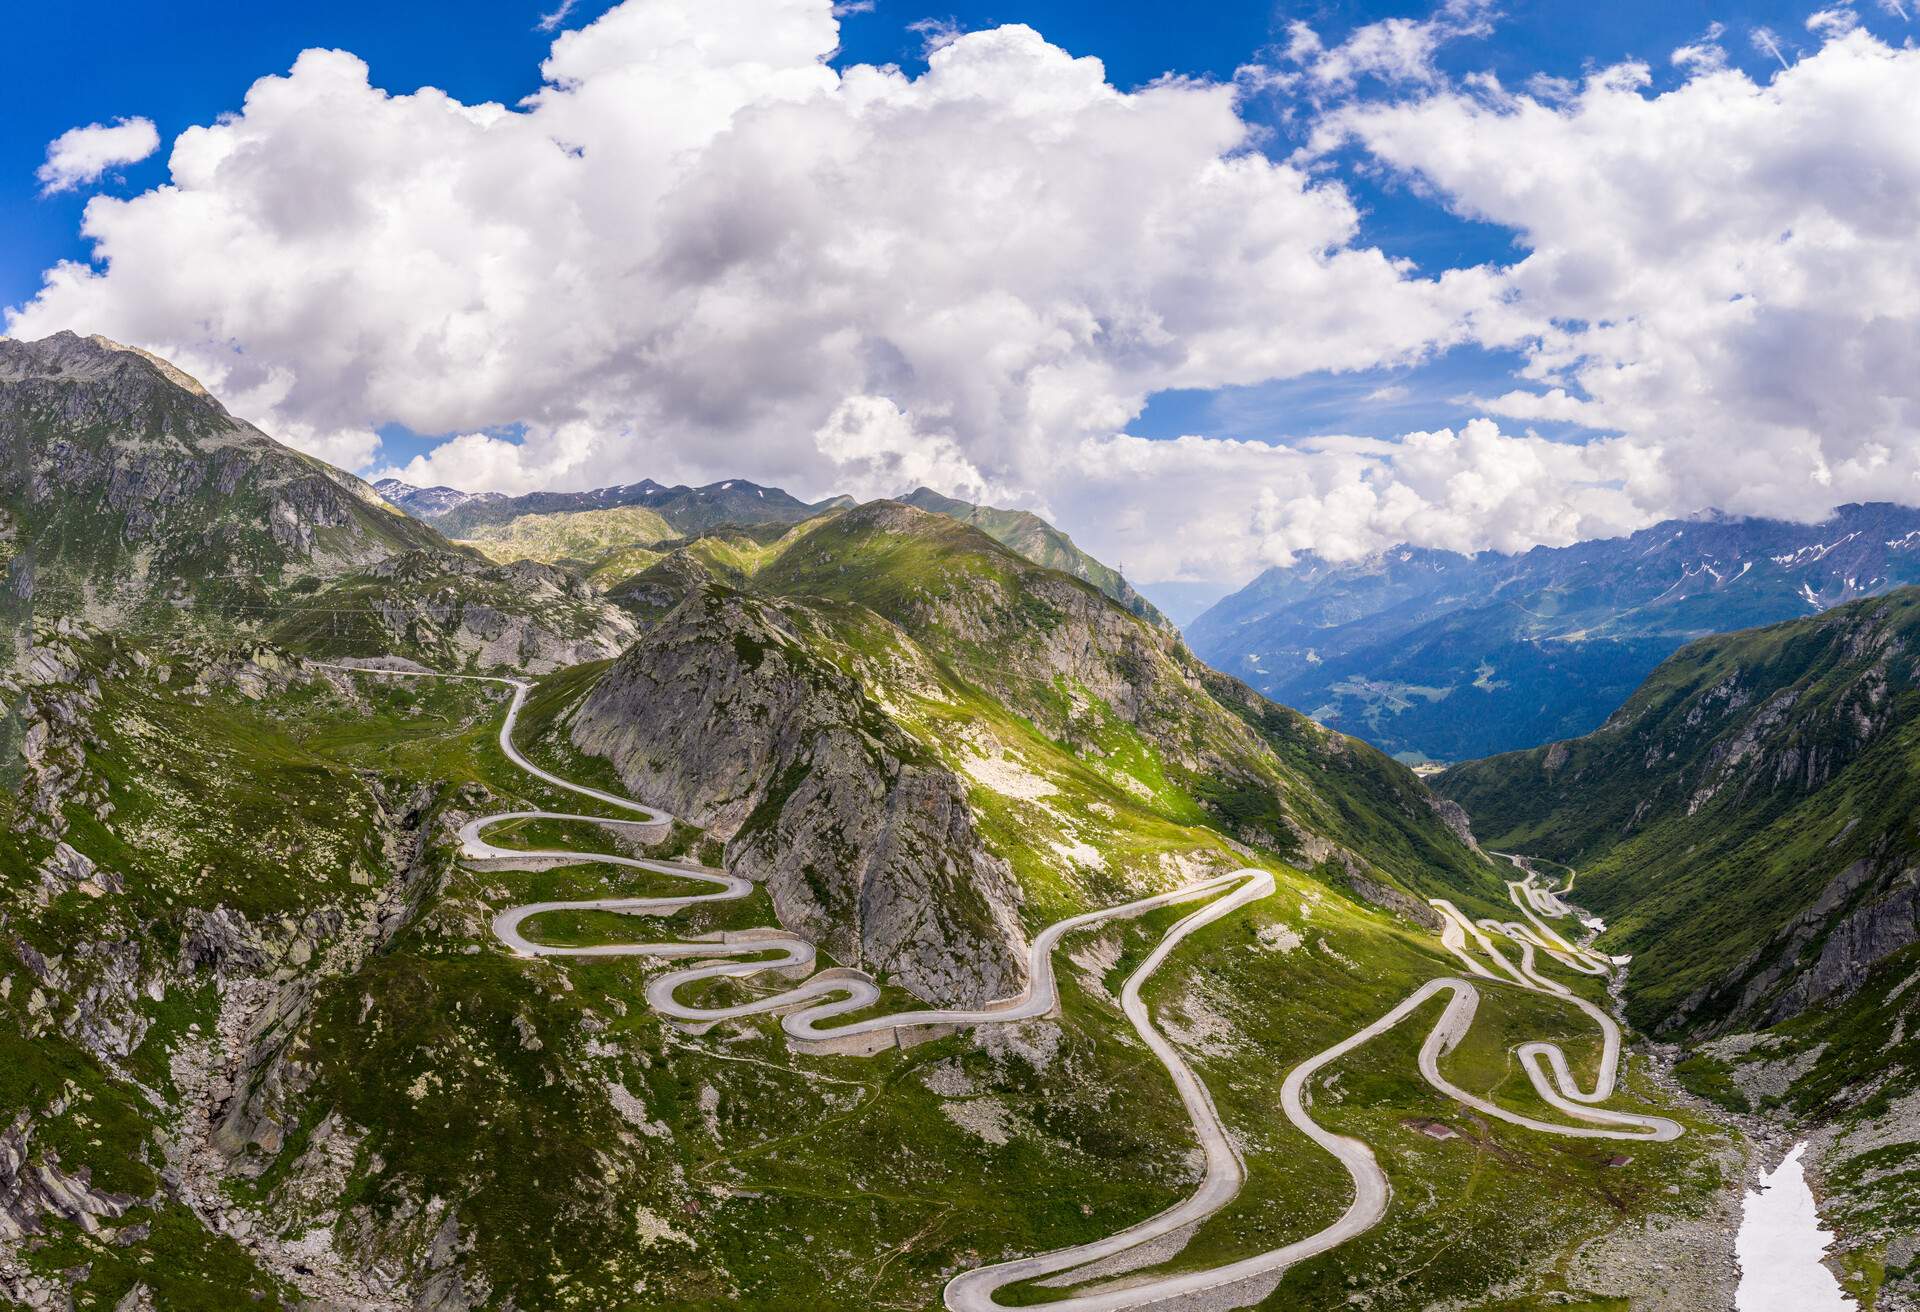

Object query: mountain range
[376,474,1170,627]
[2,329,1912,1312]
[1189,504,1920,764]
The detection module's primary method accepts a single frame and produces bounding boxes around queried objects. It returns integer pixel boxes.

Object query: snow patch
[1735,1144,1856,1312]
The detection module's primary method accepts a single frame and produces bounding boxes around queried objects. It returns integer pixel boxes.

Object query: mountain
[0,332,634,673]
[1,332,447,628]
[0,338,1742,1312]
[450,504,679,567]
[897,486,1169,627]
[1435,588,1920,1299]
[401,477,840,539]
[377,476,1169,627]
[1190,504,1920,763]
[372,478,506,518]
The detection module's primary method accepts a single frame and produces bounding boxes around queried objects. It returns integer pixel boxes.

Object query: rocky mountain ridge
[0,336,1747,1312]
[1,332,448,631]
[1192,503,1920,763]
[372,479,505,519]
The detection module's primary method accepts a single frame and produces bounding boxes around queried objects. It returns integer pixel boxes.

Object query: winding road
[320,661,1680,1310]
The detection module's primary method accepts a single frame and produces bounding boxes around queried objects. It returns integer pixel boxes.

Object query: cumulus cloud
[1051,420,1659,581]
[1314,27,1920,547]
[7,0,1500,580]
[11,0,1920,585]
[1280,0,1496,95]
[36,117,161,194]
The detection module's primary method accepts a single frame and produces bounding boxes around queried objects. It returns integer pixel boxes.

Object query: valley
[316,662,1687,1310]
[1190,509,1920,765]
[9,4,1919,1306]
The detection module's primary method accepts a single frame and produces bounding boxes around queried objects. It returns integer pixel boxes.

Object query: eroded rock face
[0,1116,134,1243]
[568,586,1028,1005]
[353,552,638,672]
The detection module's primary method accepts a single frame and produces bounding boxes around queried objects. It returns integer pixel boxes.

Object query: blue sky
[3,0,1876,462]
[6,0,1916,585]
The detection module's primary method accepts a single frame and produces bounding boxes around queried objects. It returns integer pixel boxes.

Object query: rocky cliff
[550,502,1499,1012]
[272,551,638,673]
[568,585,1027,1004]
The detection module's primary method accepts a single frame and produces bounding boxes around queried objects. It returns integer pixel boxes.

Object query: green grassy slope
[1,617,1728,1311]
[1436,587,1920,1033]
[898,486,1170,628]
[1434,590,1920,1307]
[455,504,677,565]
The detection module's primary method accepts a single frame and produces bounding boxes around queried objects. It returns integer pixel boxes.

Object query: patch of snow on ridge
[1734,1143,1856,1312]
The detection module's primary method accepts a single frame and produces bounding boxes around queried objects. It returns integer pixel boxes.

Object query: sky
[5,0,1919,588]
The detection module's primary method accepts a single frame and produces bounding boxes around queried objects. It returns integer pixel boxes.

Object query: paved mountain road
[320,661,1680,1310]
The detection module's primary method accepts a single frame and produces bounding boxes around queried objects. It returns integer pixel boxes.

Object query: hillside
[569,501,1503,936]
[897,486,1169,627]
[1437,586,1920,1029]
[379,475,1170,630]
[417,477,840,539]
[1192,505,1920,763]
[451,504,678,566]
[1435,589,1920,1301]
[0,332,446,629]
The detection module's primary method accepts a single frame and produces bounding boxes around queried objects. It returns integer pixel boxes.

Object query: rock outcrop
[568,585,1028,1004]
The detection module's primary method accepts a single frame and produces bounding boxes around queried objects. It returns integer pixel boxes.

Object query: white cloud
[1280,0,1496,95]
[811,394,994,501]
[1751,26,1792,69]
[1671,23,1728,72]
[13,0,1920,586]
[36,117,161,195]
[1806,6,1860,36]
[1053,421,1657,580]
[1464,387,1601,425]
[907,17,965,55]
[536,1,579,34]
[1314,29,1920,548]
[7,0,1498,581]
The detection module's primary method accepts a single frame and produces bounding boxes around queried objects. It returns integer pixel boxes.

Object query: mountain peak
[1,330,219,405]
